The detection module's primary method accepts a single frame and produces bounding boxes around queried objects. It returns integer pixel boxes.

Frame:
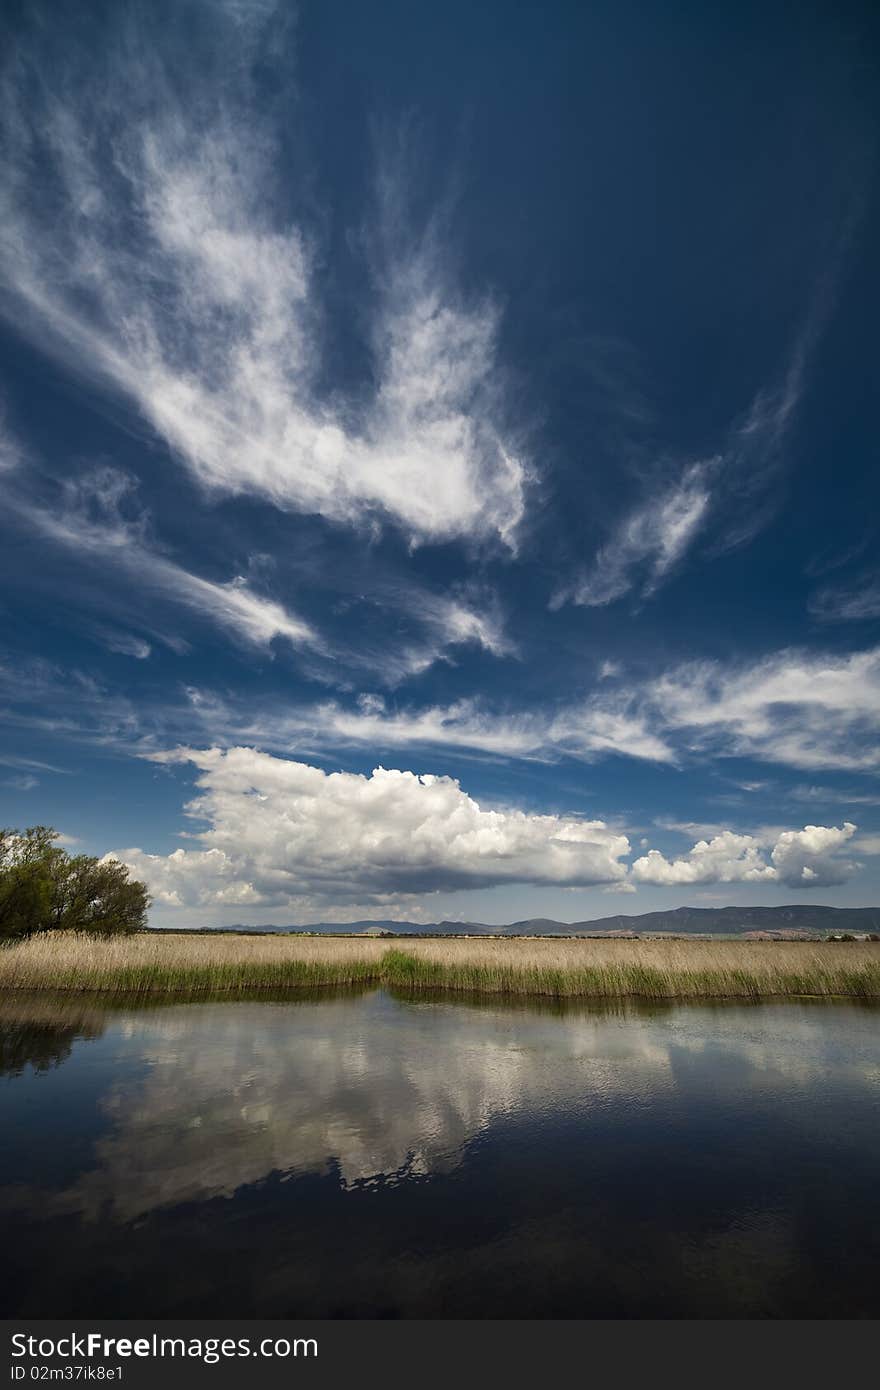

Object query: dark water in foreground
[1,989,879,1318]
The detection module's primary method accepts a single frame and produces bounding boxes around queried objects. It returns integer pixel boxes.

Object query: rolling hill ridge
[198,905,880,937]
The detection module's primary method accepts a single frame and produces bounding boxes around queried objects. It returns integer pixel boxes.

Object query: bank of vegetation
[1,931,878,1000]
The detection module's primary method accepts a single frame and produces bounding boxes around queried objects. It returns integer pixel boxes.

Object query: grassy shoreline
[1,931,879,1000]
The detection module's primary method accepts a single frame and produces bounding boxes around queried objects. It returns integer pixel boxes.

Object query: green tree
[0,826,59,940]
[47,854,150,934]
[0,827,150,939]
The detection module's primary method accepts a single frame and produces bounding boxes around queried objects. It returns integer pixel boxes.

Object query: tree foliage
[0,827,150,940]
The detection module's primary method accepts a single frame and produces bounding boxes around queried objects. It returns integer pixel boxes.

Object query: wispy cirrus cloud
[3,623,879,781]
[552,460,717,609]
[0,0,525,549]
[2,773,38,791]
[0,754,70,775]
[0,405,26,475]
[650,645,880,772]
[554,229,852,611]
[127,686,669,767]
[362,584,515,683]
[789,783,880,807]
[90,628,152,660]
[179,686,670,767]
[284,644,880,776]
[2,439,516,679]
[0,656,146,748]
[809,571,880,623]
[0,647,676,768]
[5,465,319,653]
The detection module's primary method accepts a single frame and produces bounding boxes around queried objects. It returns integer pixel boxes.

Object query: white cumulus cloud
[632,822,858,888]
[117,746,632,911]
[770,823,860,887]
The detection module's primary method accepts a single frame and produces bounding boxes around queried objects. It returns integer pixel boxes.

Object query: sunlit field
[1,932,878,1000]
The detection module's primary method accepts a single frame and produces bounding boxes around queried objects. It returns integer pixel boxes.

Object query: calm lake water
[1,988,878,1318]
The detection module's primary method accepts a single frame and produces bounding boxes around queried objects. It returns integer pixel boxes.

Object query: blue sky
[1,0,878,925]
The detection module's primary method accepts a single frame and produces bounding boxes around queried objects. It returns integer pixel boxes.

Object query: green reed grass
[380,948,880,1000]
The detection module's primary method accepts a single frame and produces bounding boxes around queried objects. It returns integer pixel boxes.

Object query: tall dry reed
[1,932,878,999]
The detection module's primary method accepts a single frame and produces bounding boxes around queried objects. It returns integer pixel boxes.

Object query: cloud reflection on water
[2,991,877,1225]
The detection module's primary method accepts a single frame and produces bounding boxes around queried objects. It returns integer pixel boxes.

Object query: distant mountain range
[189,904,880,937]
